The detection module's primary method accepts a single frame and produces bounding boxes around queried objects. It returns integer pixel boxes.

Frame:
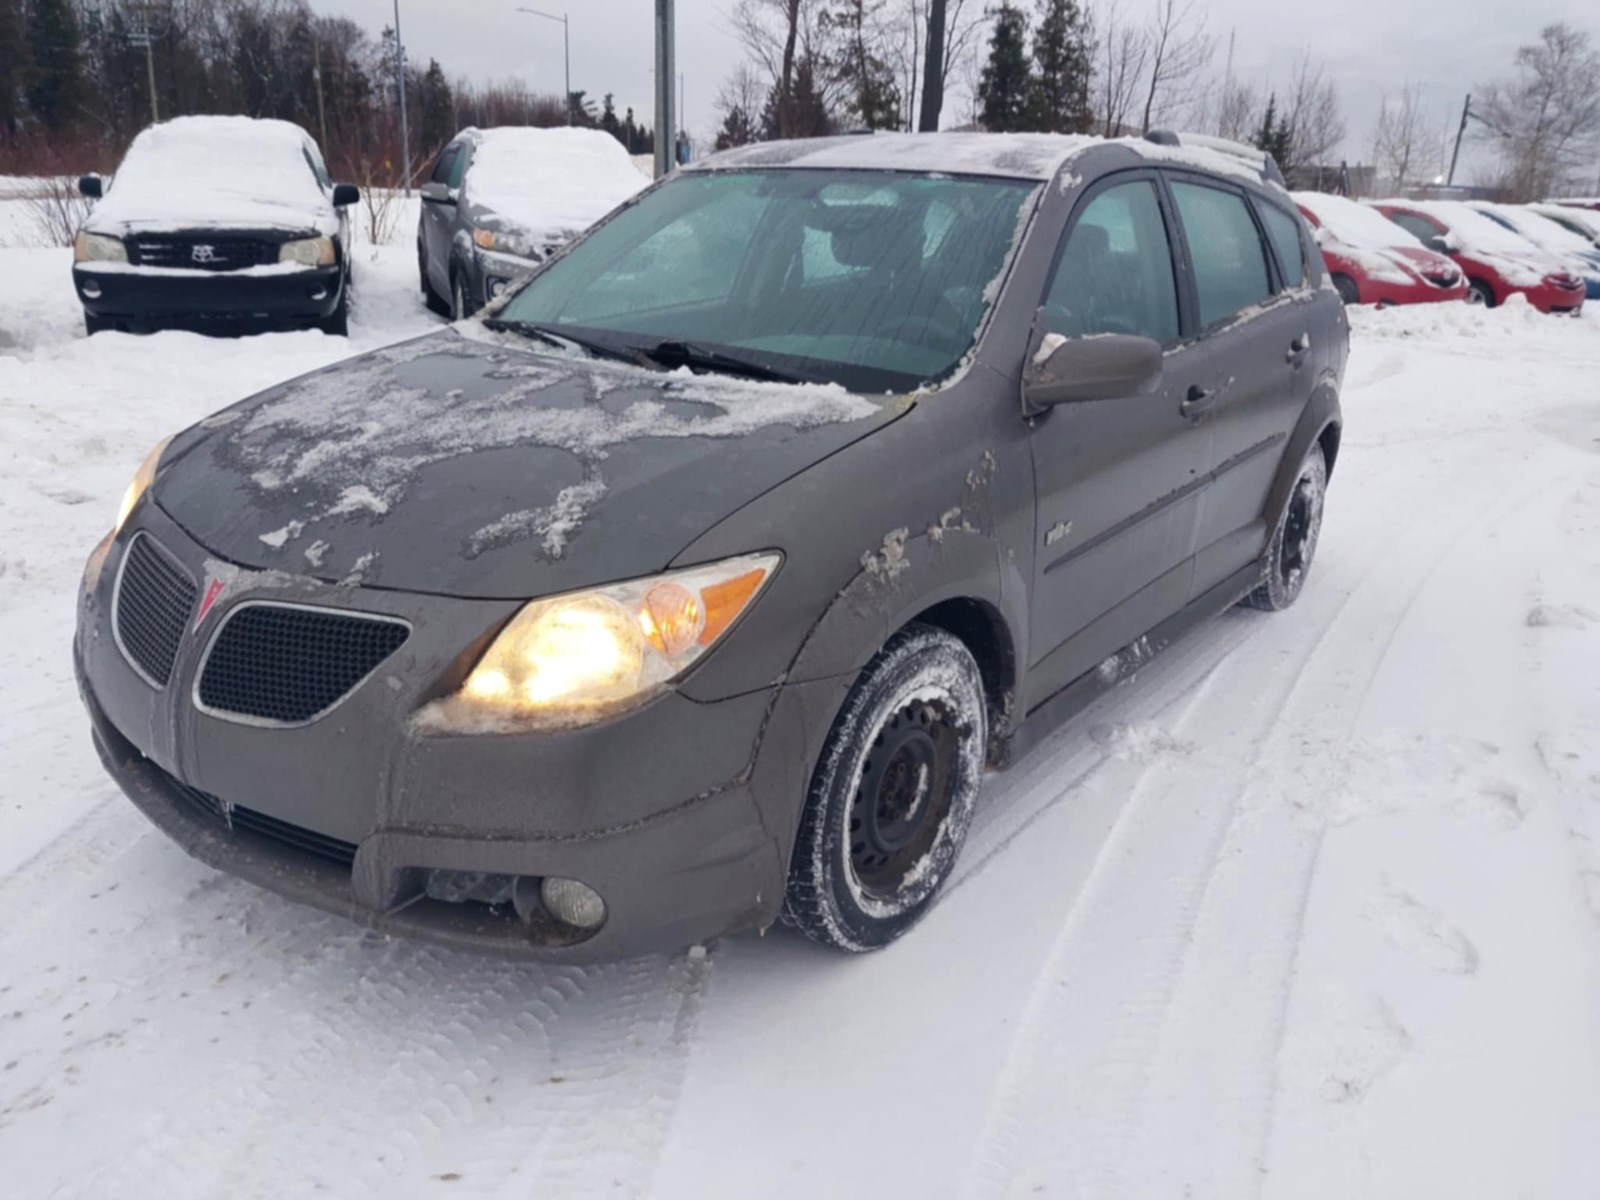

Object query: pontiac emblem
[194,577,227,630]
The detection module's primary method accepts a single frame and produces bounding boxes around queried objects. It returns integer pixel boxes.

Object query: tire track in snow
[963,446,1581,1198]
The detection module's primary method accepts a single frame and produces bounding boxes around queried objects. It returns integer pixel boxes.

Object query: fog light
[81,279,102,299]
[540,876,606,929]
[307,284,329,301]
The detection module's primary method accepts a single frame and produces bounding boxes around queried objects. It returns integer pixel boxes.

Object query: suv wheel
[450,271,472,321]
[782,624,986,952]
[419,245,450,316]
[1244,444,1327,612]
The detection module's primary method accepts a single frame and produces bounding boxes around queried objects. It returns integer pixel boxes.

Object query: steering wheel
[877,296,970,348]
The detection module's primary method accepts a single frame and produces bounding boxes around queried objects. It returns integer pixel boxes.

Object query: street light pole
[393,0,412,197]
[517,9,571,126]
[1447,93,1471,188]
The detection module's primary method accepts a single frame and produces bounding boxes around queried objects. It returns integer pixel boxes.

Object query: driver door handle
[1287,332,1311,364]
[1180,385,1216,420]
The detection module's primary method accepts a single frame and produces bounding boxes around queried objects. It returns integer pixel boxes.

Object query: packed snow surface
[4,191,1600,1198]
[83,115,338,235]
[461,126,647,238]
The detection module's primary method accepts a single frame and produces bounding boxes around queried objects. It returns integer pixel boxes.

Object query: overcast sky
[312,0,1596,181]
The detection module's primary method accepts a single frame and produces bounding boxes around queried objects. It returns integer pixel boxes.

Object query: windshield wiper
[632,340,812,385]
[480,318,635,363]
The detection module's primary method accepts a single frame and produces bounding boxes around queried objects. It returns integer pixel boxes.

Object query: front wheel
[1244,444,1327,612]
[1467,279,1495,307]
[782,624,987,952]
[84,311,107,336]
[319,287,350,336]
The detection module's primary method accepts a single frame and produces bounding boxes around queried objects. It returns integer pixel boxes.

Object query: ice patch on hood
[467,476,608,559]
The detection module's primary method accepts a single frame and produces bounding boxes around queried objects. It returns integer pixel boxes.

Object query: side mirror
[332,183,360,208]
[78,175,102,199]
[419,181,456,205]
[1023,333,1164,412]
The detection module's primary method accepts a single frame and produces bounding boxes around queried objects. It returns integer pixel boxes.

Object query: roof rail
[1145,129,1286,186]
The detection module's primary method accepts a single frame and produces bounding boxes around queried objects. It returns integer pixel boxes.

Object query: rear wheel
[1244,444,1327,612]
[83,312,107,336]
[782,624,987,952]
[1330,273,1360,306]
[1467,278,1496,307]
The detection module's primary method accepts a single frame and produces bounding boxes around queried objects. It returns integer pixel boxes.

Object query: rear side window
[1171,181,1271,327]
[1257,201,1306,288]
[1044,179,1180,343]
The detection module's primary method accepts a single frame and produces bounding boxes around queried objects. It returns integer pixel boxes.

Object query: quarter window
[1257,202,1306,289]
[1044,180,1179,343]
[1171,181,1272,328]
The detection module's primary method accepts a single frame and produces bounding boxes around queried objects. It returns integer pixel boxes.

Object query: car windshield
[495,169,1039,393]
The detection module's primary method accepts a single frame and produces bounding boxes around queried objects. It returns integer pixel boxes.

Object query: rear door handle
[1180,385,1216,419]
[1287,332,1311,364]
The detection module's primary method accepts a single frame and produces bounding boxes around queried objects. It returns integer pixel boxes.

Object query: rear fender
[1265,380,1341,532]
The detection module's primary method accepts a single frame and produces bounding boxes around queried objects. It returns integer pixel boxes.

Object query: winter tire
[1244,443,1327,612]
[83,312,107,336]
[1466,279,1495,307]
[320,289,350,337]
[450,271,473,322]
[1330,274,1359,306]
[782,623,987,952]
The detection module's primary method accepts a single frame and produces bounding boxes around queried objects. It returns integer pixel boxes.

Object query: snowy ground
[2,204,1599,1198]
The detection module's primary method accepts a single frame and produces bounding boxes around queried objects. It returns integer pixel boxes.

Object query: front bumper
[75,509,840,960]
[74,263,344,329]
[1364,276,1470,306]
[467,247,539,306]
[1517,278,1586,314]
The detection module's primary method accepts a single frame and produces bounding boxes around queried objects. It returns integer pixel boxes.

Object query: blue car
[1472,203,1600,300]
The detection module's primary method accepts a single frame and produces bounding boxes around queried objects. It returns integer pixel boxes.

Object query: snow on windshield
[463,127,647,238]
[1474,205,1596,257]
[1293,192,1426,251]
[1397,200,1549,257]
[89,116,331,233]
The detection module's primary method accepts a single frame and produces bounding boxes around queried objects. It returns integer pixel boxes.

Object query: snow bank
[462,126,647,239]
[86,116,335,235]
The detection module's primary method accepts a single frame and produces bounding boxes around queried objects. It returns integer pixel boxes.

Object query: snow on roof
[1292,191,1427,251]
[1380,199,1550,258]
[89,116,332,234]
[460,126,648,238]
[1470,202,1597,257]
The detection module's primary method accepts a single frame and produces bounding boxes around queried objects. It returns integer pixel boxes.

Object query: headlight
[279,236,336,266]
[74,232,127,263]
[423,553,781,731]
[472,227,536,258]
[115,435,173,535]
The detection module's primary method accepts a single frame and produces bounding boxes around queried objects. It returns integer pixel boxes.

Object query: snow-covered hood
[151,328,898,598]
[86,193,337,239]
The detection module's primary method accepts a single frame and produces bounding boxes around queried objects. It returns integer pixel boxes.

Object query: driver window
[430,146,461,186]
[1044,180,1179,343]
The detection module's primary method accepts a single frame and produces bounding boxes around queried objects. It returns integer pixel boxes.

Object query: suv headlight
[279,236,336,266]
[472,227,536,259]
[115,436,173,534]
[74,232,127,263]
[421,553,780,732]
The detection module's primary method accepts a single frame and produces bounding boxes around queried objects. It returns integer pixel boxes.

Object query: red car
[1293,191,1468,306]
[1371,200,1585,314]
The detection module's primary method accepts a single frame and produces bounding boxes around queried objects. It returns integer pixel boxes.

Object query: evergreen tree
[0,0,31,134]
[25,0,85,130]
[417,59,453,151]
[715,104,756,150]
[1029,0,1094,134]
[1254,93,1293,167]
[600,92,621,141]
[760,56,832,139]
[824,1,901,130]
[978,4,1033,133]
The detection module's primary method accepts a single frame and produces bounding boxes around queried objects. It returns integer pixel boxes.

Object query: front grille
[171,778,358,866]
[197,604,409,724]
[115,533,198,687]
[130,235,279,271]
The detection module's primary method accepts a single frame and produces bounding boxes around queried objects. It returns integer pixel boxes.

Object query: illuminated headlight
[472,227,537,258]
[423,552,780,731]
[279,236,336,266]
[74,232,127,263]
[114,435,173,535]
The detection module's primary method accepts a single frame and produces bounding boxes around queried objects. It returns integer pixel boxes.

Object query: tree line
[0,0,654,179]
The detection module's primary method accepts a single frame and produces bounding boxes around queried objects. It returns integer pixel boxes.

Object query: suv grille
[197,604,409,724]
[130,235,279,271]
[115,534,198,686]
[171,777,358,867]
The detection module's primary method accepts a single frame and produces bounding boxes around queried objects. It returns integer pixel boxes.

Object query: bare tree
[1096,0,1148,137]
[1138,0,1210,134]
[1282,51,1345,169]
[1370,83,1432,193]
[1476,22,1600,200]
[1206,28,1257,142]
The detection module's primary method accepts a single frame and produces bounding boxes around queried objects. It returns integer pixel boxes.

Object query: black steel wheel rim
[1281,474,1315,583]
[849,700,958,895]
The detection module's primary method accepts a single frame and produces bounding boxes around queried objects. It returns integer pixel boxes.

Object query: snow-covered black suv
[74,116,359,335]
[77,131,1346,960]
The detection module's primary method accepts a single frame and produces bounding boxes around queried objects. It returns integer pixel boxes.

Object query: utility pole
[1447,93,1471,187]
[517,9,571,126]
[127,1,160,123]
[654,0,675,178]
[393,0,412,197]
